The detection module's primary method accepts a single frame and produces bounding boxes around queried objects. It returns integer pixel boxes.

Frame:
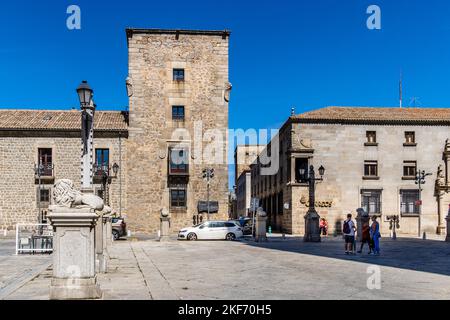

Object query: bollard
[159,208,171,242]
[255,208,267,242]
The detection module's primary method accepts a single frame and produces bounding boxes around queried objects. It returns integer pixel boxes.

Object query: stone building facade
[0,110,128,231]
[125,29,231,233]
[251,106,450,237]
[234,145,265,217]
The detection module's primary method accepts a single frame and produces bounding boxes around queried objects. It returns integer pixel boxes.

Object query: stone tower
[126,28,231,233]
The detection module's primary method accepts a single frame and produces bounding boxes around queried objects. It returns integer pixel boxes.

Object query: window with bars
[400,190,420,215]
[170,189,187,208]
[361,190,382,215]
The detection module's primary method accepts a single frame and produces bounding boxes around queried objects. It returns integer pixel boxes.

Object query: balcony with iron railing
[35,163,55,181]
[93,164,110,183]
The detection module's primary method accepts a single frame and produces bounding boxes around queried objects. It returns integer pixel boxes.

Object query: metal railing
[15,223,53,255]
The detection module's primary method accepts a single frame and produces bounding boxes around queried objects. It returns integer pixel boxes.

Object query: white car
[178,221,243,241]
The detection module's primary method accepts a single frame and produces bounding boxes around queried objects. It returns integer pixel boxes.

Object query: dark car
[231,218,253,236]
[112,217,127,240]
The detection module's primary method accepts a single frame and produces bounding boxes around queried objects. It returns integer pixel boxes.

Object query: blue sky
[1,0,450,187]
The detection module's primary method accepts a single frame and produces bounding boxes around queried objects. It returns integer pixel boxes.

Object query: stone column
[102,214,112,252]
[356,208,369,242]
[106,216,113,247]
[47,207,102,300]
[255,208,267,242]
[95,212,107,273]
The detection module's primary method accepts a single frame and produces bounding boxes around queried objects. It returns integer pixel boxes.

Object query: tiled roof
[292,106,450,124]
[0,110,128,131]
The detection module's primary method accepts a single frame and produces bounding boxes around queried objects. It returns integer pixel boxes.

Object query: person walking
[357,222,372,254]
[370,216,381,255]
[343,213,356,255]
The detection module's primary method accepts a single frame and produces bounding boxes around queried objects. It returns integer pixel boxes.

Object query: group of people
[343,213,381,255]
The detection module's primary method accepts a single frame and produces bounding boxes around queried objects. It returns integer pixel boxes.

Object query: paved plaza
[1,235,450,300]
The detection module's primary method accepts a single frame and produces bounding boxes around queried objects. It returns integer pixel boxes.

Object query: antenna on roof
[409,97,421,108]
[399,70,403,108]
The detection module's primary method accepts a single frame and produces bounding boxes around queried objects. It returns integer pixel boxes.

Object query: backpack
[343,220,351,234]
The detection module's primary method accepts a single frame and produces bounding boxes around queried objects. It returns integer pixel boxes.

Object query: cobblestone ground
[2,235,450,300]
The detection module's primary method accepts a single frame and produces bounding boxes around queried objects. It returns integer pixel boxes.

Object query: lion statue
[52,179,111,213]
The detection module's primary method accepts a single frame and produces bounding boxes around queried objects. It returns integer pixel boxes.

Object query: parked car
[231,218,253,236]
[178,221,243,241]
[112,217,127,240]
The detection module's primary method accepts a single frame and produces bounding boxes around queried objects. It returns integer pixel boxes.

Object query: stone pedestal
[446,215,450,242]
[95,213,107,273]
[255,215,267,242]
[356,208,369,242]
[159,217,171,242]
[47,207,102,300]
[304,210,321,242]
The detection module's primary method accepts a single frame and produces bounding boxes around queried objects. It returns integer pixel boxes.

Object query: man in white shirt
[343,213,356,255]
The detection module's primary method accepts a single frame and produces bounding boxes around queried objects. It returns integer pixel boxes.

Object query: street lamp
[77,80,93,108]
[302,164,325,242]
[415,170,432,238]
[203,168,215,221]
[77,81,96,192]
[34,163,45,225]
[386,215,400,240]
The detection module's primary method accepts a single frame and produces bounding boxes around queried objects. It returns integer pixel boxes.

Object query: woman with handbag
[370,216,381,255]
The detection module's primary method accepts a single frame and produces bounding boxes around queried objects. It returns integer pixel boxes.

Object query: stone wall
[126,30,230,234]
[0,131,126,230]
[290,122,450,236]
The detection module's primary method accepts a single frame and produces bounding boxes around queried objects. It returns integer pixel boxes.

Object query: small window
[169,148,189,175]
[38,148,53,176]
[403,161,417,178]
[39,189,50,202]
[364,161,378,177]
[95,149,110,176]
[405,132,416,145]
[170,189,187,208]
[295,158,309,183]
[400,190,420,215]
[172,106,185,121]
[173,69,185,81]
[366,131,377,144]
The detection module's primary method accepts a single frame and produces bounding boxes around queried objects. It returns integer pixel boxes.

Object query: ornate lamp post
[77,80,95,193]
[387,215,400,240]
[99,163,119,206]
[34,163,45,225]
[299,165,325,242]
[415,170,432,238]
[202,168,215,221]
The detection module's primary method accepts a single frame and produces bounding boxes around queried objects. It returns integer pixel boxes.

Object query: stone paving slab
[3,236,450,300]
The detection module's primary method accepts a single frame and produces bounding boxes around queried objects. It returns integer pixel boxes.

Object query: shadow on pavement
[240,236,450,277]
